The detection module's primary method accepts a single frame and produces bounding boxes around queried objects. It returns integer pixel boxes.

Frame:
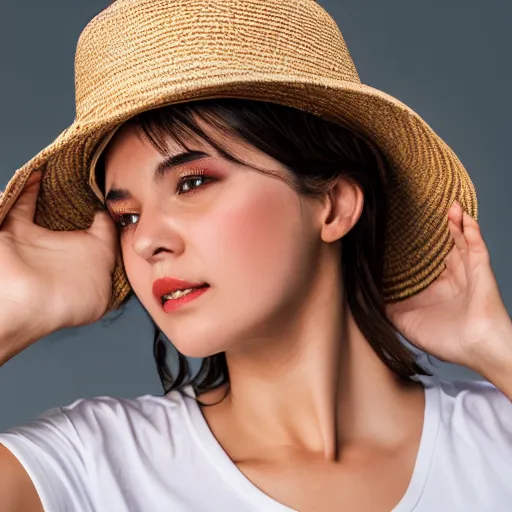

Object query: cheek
[200,185,309,294]
[119,181,316,323]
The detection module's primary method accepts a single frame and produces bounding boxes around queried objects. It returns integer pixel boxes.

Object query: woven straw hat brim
[0,74,477,312]
[0,0,478,313]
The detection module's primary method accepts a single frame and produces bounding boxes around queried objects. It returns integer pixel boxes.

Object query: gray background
[0,0,510,430]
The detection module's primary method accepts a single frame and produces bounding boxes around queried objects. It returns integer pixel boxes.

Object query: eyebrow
[104,150,210,205]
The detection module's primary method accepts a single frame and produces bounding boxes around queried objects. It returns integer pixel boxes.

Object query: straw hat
[0,0,477,312]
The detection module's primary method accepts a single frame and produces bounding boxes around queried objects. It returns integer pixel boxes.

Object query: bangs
[94,99,291,197]
[130,100,250,166]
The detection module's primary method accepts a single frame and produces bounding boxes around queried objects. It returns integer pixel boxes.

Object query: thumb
[9,170,43,222]
[87,209,118,247]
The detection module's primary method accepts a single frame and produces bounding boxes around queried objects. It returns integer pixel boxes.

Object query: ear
[319,177,364,243]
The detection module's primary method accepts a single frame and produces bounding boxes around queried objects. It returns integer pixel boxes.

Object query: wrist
[470,319,512,400]
[0,304,56,365]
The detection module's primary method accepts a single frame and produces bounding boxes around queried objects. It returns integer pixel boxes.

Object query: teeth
[162,287,197,301]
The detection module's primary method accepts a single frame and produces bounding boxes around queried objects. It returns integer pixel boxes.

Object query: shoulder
[434,376,511,417]
[44,387,190,436]
[420,374,510,408]
[2,387,193,453]
[421,375,512,450]
[0,387,196,478]
[0,388,198,511]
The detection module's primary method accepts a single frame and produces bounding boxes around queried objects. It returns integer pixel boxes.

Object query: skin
[103,118,427,511]
[1,116,504,512]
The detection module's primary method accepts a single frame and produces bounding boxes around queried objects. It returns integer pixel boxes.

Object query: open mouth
[160,284,210,305]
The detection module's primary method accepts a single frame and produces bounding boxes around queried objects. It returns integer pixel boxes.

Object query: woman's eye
[115,213,139,230]
[177,175,209,194]
[113,175,211,231]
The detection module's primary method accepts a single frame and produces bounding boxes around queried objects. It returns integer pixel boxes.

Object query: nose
[130,207,185,262]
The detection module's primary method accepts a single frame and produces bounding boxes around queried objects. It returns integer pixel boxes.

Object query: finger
[447,202,468,255]
[447,200,464,228]
[448,217,468,259]
[443,243,467,286]
[447,202,473,284]
[7,170,43,223]
[87,210,118,247]
[443,243,462,269]
[462,211,488,257]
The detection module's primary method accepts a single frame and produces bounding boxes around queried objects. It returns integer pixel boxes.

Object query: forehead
[102,113,286,187]
[101,124,210,194]
[103,122,199,167]
[104,115,242,169]
[102,112,287,202]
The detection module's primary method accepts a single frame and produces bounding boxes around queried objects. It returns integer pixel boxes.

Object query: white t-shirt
[0,376,511,511]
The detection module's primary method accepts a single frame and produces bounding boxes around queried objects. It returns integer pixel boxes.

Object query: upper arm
[0,405,96,512]
[0,444,44,512]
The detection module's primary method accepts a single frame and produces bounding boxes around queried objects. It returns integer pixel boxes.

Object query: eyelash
[112,169,211,231]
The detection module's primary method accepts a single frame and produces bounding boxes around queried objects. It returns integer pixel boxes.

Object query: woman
[0,0,511,511]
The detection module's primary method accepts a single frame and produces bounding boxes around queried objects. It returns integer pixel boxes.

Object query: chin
[156,304,270,359]
[161,322,234,359]
[171,340,228,360]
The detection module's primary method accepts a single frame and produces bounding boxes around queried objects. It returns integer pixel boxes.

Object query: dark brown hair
[97,98,431,397]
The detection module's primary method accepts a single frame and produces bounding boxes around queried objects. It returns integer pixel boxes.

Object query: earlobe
[319,178,364,243]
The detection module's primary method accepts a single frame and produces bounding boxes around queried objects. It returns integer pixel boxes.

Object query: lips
[152,277,209,304]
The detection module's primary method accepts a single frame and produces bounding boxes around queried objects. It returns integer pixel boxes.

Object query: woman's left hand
[386,201,512,377]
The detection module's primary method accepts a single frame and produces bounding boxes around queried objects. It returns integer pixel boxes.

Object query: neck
[199,256,425,463]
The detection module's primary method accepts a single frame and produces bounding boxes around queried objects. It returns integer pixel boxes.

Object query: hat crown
[74,0,360,121]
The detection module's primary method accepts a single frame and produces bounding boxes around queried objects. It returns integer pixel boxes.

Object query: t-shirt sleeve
[0,404,96,512]
[441,378,512,458]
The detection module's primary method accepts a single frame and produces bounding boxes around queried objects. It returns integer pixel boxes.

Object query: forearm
[0,323,29,366]
[480,355,512,401]
[0,308,52,366]
[471,321,512,401]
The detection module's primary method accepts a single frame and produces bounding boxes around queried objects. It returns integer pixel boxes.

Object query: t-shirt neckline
[178,375,441,512]
[392,375,441,511]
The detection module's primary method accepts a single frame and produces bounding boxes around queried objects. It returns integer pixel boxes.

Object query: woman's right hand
[0,170,119,360]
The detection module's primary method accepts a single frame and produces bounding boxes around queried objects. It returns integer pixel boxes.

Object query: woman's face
[103,118,324,358]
